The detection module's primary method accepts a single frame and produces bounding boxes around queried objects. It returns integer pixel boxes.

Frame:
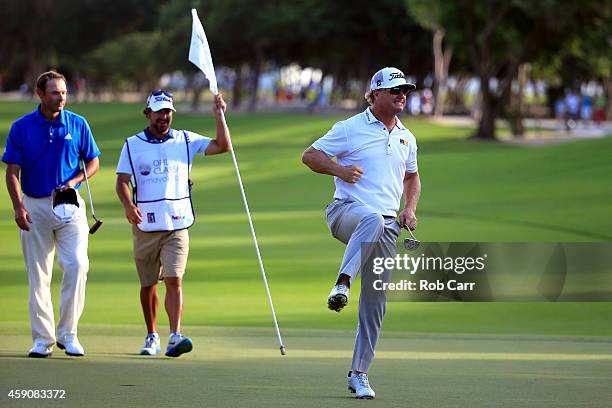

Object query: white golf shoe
[165,333,193,358]
[28,343,53,358]
[327,284,350,312]
[347,371,376,399]
[57,335,85,356]
[140,333,161,356]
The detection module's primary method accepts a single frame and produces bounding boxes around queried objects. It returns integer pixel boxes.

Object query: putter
[404,227,420,250]
[82,159,103,234]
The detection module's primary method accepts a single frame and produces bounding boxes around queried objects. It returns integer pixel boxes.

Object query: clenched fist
[338,165,364,184]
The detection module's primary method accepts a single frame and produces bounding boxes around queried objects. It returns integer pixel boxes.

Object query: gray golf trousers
[326,199,400,372]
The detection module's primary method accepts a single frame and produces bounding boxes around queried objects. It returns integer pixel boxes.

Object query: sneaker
[140,333,161,356]
[165,333,193,357]
[347,371,376,399]
[327,284,350,312]
[57,335,85,356]
[28,343,53,358]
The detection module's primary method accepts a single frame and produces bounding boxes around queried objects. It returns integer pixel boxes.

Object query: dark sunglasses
[386,86,411,95]
[150,89,173,98]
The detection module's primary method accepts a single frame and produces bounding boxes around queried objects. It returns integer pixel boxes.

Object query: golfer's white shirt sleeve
[406,134,418,173]
[311,122,348,157]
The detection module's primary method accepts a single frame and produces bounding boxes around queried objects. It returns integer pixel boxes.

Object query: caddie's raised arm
[204,94,230,155]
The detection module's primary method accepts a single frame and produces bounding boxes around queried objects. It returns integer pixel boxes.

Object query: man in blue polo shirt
[302,67,421,399]
[2,71,101,358]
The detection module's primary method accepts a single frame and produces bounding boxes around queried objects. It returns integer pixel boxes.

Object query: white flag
[189,9,218,95]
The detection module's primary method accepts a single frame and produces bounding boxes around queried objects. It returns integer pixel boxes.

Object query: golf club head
[404,228,420,250]
[89,219,103,235]
[404,238,420,250]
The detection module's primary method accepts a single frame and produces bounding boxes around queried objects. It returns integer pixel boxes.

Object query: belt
[333,199,396,220]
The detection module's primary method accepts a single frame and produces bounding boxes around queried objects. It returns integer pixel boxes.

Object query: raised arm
[205,94,230,155]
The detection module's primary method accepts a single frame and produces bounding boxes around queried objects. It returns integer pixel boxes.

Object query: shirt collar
[35,105,66,127]
[364,107,379,124]
[364,107,405,130]
[144,127,174,143]
[395,117,406,130]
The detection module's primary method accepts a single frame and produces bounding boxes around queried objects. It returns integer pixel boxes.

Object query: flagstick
[189,8,285,355]
[218,108,286,356]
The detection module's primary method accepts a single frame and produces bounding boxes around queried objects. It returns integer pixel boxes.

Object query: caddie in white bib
[125,130,194,232]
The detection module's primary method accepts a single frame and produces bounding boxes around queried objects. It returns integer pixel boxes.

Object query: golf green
[1,324,611,407]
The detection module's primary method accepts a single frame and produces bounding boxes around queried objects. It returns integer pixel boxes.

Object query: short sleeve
[2,122,23,166]
[406,136,418,173]
[115,142,133,174]
[79,119,101,161]
[311,122,348,158]
[183,130,211,161]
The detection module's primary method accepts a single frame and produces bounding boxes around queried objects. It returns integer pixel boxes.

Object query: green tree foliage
[434,0,608,139]
[78,32,162,93]
[155,0,430,109]
[0,0,163,89]
[407,0,453,116]
[297,0,430,93]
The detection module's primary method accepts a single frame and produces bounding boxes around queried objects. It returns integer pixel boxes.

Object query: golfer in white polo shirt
[302,67,421,399]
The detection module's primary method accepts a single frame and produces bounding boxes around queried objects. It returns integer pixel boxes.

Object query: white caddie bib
[125,131,194,232]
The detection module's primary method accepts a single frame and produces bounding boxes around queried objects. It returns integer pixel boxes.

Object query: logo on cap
[154,96,172,103]
[389,72,405,80]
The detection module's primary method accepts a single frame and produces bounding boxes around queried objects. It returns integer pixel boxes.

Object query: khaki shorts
[132,226,189,287]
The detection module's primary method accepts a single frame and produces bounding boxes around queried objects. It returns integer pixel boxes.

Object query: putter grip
[89,220,103,235]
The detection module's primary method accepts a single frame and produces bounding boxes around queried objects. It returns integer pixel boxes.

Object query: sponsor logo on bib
[139,163,152,176]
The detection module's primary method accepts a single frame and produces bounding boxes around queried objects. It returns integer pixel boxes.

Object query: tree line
[0,0,609,139]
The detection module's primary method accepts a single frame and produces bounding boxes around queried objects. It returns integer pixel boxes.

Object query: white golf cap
[146,90,176,112]
[370,67,416,91]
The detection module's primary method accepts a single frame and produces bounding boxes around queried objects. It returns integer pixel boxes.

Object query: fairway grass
[1,324,611,408]
[1,102,611,335]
